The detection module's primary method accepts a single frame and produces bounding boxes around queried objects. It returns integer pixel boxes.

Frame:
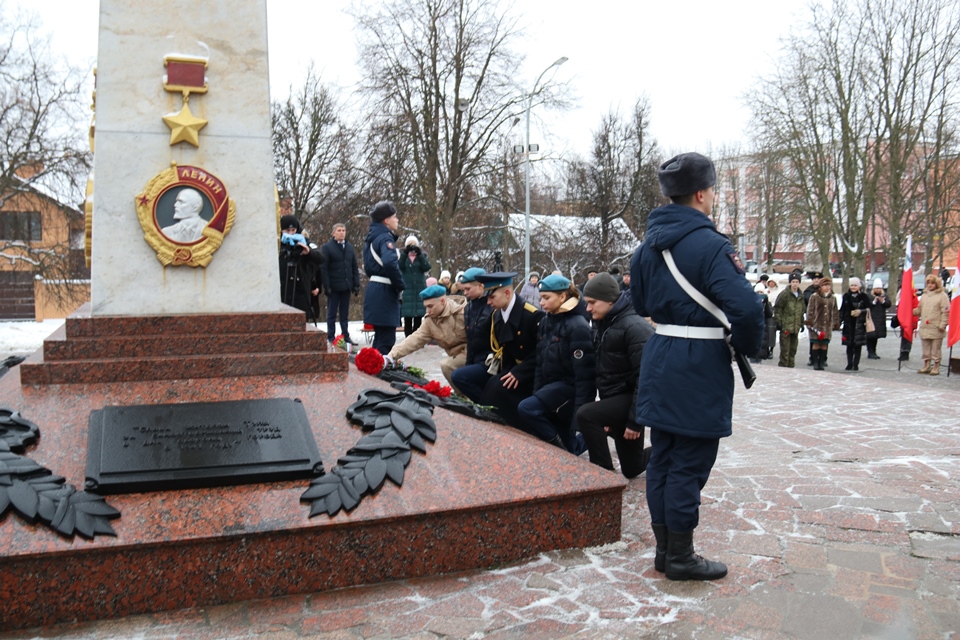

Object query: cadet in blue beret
[387,284,468,389]
[451,271,544,428]
[513,274,595,453]
[456,267,493,367]
[630,152,763,581]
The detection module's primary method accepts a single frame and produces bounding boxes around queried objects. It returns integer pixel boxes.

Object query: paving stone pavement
[3,331,960,639]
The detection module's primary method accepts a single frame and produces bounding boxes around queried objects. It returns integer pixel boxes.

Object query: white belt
[656,324,725,339]
[369,275,392,285]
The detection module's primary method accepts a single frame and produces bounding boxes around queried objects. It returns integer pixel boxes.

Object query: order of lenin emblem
[135,163,235,267]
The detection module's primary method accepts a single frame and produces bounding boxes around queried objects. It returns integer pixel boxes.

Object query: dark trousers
[372,326,396,355]
[450,364,491,404]
[646,428,719,533]
[403,316,422,337]
[867,337,881,355]
[517,381,575,449]
[326,290,351,341]
[578,395,647,478]
[846,343,862,368]
[482,373,534,430]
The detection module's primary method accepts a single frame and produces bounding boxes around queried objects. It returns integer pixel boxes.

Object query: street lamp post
[524,56,567,280]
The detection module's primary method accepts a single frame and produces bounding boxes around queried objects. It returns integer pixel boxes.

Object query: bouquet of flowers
[332,334,352,354]
[354,347,428,381]
[408,379,453,399]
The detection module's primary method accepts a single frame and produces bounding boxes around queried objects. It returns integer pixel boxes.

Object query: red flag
[897,236,918,343]
[948,253,960,348]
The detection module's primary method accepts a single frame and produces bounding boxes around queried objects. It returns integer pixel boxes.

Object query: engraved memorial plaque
[85,398,323,494]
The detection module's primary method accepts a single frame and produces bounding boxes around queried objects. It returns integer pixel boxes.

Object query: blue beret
[474,271,517,290]
[419,284,447,300]
[459,267,486,283]
[538,274,570,292]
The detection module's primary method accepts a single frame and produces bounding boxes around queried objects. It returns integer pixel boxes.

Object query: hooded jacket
[917,279,950,340]
[362,222,404,326]
[630,203,764,439]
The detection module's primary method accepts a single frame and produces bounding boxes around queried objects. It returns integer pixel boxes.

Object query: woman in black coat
[516,274,595,453]
[865,279,891,359]
[840,277,870,371]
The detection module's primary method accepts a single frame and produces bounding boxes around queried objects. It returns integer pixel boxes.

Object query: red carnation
[423,380,442,394]
[355,347,385,375]
[436,385,452,398]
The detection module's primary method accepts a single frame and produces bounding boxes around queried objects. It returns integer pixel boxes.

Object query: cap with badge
[474,271,517,291]
[418,284,447,300]
[788,272,802,283]
[538,274,571,292]
[806,270,823,280]
[458,267,486,283]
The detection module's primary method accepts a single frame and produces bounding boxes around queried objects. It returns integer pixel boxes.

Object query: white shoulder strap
[662,249,731,331]
[369,242,383,267]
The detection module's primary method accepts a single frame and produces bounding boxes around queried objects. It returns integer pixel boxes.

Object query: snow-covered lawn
[0,319,63,357]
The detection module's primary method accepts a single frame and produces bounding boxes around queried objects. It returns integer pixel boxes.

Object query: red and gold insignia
[162,55,208,147]
[727,252,746,274]
[135,163,235,267]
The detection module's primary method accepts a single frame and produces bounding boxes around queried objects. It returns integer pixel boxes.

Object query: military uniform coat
[362,222,404,327]
[630,203,764,439]
[490,294,543,386]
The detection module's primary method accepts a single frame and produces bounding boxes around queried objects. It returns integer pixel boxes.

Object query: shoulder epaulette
[523,302,538,313]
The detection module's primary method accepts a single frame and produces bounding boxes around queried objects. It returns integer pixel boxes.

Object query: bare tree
[564,97,660,267]
[353,0,567,272]
[0,6,91,312]
[272,66,359,233]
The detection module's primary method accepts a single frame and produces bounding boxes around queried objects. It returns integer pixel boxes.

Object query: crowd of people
[278,151,953,584]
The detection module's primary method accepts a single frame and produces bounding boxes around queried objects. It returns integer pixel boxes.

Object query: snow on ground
[0,319,64,357]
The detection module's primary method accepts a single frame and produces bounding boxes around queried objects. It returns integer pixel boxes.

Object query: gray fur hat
[370,200,397,223]
[658,153,717,197]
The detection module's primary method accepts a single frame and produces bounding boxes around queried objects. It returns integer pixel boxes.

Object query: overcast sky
[24,0,812,160]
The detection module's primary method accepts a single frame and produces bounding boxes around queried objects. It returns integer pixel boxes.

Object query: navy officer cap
[474,271,517,290]
[418,284,447,300]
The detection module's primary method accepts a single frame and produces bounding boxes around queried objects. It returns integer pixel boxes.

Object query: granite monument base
[0,368,626,631]
[19,303,344,385]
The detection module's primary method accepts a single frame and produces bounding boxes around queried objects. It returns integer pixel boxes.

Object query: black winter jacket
[533,298,596,416]
[320,238,360,293]
[593,293,654,399]
[840,290,870,346]
[464,295,493,365]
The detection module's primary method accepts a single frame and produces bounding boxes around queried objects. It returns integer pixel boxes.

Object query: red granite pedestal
[0,366,626,631]
[19,303,345,385]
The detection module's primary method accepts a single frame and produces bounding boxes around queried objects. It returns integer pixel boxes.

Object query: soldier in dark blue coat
[451,272,543,428]
[631,153,764,582]
[362,201,404,354]
[518,274,596,452]
[457,267,493,365]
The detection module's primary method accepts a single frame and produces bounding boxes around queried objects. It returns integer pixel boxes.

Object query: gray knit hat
[582,272,621,302]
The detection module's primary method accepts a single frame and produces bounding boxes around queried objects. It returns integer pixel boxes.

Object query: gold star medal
[162,55,209,148]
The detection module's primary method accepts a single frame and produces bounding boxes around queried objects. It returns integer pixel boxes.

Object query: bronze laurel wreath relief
[0,407,120,539]
[301,386,438,517]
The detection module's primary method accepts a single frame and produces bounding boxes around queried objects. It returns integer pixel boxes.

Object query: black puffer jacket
[533,298,596,415]
[593,293,654,399]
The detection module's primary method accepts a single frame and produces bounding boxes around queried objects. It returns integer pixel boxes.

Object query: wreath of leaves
[301,387,438,517]
[0,407,120,539]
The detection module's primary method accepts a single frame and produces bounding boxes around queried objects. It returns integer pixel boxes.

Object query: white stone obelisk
[90,0,279,316]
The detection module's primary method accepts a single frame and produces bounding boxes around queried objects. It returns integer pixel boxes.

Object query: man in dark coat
[577,272,655,478]
[631,152,764,582]
[450,272,543,427]
[458,267,493,365]
[279,214,324,323]
[320,223,360,344]
[362,201,404,354]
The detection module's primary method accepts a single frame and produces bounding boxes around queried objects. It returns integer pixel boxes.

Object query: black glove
[352,287,360,297]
